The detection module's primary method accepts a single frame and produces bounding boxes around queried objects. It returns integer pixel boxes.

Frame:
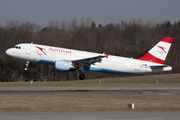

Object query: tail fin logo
[158,46,166,53]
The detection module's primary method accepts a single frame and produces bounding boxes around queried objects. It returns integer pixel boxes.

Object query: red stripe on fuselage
[138,52,164,64]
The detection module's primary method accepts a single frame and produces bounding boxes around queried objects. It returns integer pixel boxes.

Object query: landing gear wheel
[79,74,85,80]
[25,61,29,71]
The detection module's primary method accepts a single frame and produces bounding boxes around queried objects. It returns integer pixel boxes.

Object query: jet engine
[55,60,75,72]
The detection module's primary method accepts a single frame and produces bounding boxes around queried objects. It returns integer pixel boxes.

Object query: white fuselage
[5,43,172,74]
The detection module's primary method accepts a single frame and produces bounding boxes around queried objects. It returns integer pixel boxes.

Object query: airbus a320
[6,37,173,80]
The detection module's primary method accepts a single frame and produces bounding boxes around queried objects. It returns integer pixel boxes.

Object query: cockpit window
[13,46,21,49]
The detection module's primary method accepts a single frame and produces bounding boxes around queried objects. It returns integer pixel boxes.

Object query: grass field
[0,74,180,90]
[0,74,180,111]
[0,94,180,111]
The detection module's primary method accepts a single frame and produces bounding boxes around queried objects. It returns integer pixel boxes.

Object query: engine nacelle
[55,60,75,72]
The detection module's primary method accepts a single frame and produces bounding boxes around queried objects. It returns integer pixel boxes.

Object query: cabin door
[26,45,32,55]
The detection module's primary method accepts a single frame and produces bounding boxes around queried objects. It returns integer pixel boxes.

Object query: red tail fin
[138,37,173,64]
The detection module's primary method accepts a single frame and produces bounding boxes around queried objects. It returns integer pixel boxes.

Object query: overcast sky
[0,0,180,28]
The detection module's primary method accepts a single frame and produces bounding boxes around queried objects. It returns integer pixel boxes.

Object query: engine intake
[55,60,75,72]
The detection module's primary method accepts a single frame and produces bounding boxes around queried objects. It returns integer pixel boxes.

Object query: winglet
[105,54,109,59]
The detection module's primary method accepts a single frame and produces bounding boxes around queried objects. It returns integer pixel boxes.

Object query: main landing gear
[79,74,85,80]
[79,66,85,80]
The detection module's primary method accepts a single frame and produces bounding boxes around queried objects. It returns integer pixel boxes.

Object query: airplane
[5,37,173,80]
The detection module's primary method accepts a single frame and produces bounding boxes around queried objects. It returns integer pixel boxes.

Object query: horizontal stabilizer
[149,64,170,69]
[149,64,172,71]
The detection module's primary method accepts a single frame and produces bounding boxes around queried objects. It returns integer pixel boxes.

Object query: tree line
[0,18,180,81]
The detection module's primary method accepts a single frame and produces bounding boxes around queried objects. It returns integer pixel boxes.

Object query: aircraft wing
[72,54,109,66]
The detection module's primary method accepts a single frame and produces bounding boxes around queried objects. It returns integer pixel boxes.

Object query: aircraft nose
[5,49,13,56]
[5,49,10,55]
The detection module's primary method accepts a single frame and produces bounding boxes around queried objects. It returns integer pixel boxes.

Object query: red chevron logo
[158,46,166,53]
[35,46,46,55]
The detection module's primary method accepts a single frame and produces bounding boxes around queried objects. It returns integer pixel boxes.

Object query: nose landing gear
[25,61,29,70]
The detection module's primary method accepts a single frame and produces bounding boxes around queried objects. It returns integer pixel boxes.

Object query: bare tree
[71,18,78,30]
[80,16,85,27]
[61,19,67,30]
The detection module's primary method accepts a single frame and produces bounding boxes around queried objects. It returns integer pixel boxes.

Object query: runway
[0,89,180,95]
[0,111,180,120]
